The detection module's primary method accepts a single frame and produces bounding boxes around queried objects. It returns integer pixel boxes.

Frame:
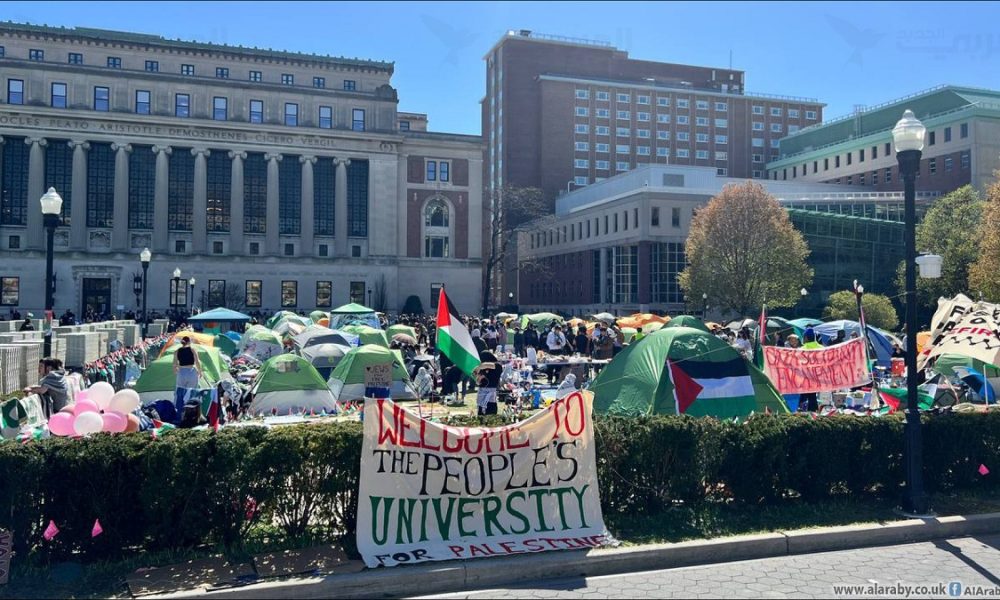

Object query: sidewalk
[144,512,1000,599]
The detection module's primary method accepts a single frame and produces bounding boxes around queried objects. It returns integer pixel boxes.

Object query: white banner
[357,391,608,568]
[922,301,1000,370]
[918,294,975,370]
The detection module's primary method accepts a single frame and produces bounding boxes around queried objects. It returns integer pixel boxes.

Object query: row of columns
[9,136,357,257]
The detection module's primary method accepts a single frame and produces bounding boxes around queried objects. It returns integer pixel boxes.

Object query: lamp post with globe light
[893,109,930,516]
[140,249,151,338]
[39,188,62,357]
[702,293,708,319]
[188,277,196,315]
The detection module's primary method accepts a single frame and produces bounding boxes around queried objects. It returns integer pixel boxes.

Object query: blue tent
[188,307,252,323]
[811,320,898,369]
[224,330,242,342]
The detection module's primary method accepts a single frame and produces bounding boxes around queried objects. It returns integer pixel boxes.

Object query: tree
[371,274,388,313]
[678,181,813,317]
[401,295,424,315]
[823,290,899,331]
[225,282,246,311]
[896,185,983,307]
[482,184,549,316]
[969,178,1000,300]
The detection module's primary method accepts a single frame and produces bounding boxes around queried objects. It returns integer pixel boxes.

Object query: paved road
[418,535,1000,599]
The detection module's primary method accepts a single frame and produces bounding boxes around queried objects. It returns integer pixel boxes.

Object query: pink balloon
[48,412,76,436]
[74,389,89,403]
[101,412,125,433]
[106,411,129,433]
[74,400,100,415]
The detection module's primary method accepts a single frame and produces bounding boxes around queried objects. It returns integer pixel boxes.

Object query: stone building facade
[0,23,483,316]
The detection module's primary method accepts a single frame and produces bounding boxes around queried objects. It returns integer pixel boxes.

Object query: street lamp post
[367,288,372,309]
[893,109,929,516]
[702,293,708,319]
[188,277,196,315]
[40,188,62,358]
[171,268,182,319]
[133,273,142,317]
[140,249,151,338]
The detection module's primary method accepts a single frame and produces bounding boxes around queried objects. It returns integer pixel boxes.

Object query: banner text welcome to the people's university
[357,392,608,568]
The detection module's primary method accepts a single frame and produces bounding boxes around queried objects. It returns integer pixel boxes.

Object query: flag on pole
[436,287,481,377]
[753,304,767,370]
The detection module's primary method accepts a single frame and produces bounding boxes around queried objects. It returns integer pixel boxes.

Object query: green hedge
[1,411,998,563]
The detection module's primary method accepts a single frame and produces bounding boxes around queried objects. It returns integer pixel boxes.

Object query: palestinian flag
[666,357,757,416]
[1,398,26,429]
[879,385,937,413]
[436,288,481,377]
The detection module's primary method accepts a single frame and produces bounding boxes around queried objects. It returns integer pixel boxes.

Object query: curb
[150,512,1000,599]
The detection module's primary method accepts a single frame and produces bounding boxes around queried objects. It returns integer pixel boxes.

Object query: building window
[440,161,449,182]
[145,60,158,72]
[638,95,650,105]
[787,108,800,118]
[208,280,226,305]
[884,168,892,183]
[961,151,970,169]
[249,242,260,255]
[616,144,630,154]
[752,105,764,115]
[859,148,865,162]
[596,160,610,169]
[806,110,817,119]
[656,147,669,157]
[85,142,115,227]
[696,133,709,143]
[650,242,685,303]
[175,240,186,253]
[671,207,681,227]
[616,127,629,138]
[575,106,589,117]
[575,89,589,100]
[872,145,878,159]
[846,176,852,185]
[770,139,780,148]
[426,160,437,181]
[715,135,728,144]
[770,123,782,133]
[637,146,650,156]
[813,161,818,173]
[212,241,224,255]
[824,158,829,170]
[752,153,763,163]
[696,150,709,159]
[638,129,650,138]
[313,77,326,89]
[135,90,151,114]
[872,170,878,184]
[51,82,67,108]
[246,281,262,307]
[676,149,690,158]
[835,155,841,168]
[657,130,670,141]
[279,157,302,234]
[717,168,728,176]
[657,114,672,124]
[318,244,329,257]
[127,144,154,229]
[885,142,891,155]
[715,118,728,128]
[213,96,228,121]
[175,93,190,117]
[314,158,335,236]
[285,103,298,126]
[0,136,28,225]
[1,277,19,305]
[206,152,231,232]
[944,127,951,143]
[216,67,229,79]
[107,56,122,69]
[929,158,937,174]
[68,52,83,65]
[752,137,764,147]
[961,123,969,138]
[350,281,365,304]
[859,173,865,185]
[281,73,294,85]
[167,148,194,231]
[575,141,590,151]
[592,91,608,101]
[284,243,295,256]
[770,107,782,117]
[651,207,660,226]
[94,86,110,112]
[249,70,262,82]
[788,125,800,134]
[616,161,629,171]
[249,100,263,123]
[847,152,852,166]
[352,108,365,131]
[696,117,709,126]
[928,131,936,146]
[656,96,670,107]
[575,124,588,134]
[617,110,630,120]
[617,93,630,103]
[348,160,369,237]
[352,245,361,257]
[181,64,194,76]
[244,153,267,234]
[319,105,332,128]
[596,143,610,152]
[400,120,410,131]
[29,49,44,61]
[596,108,610,118]
[638,112,650,122]
[696,100,709,110]
[753,170,763,178]
[715,151,728,160]
[315,281,333,307]
[343,79,356,91]
[677,115,689,125]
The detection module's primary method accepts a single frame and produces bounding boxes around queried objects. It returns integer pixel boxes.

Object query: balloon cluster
[47,382,142,437]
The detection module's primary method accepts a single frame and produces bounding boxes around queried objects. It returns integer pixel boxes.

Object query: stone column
[68,141,90,250]
[300,156,316,256]
[265,152,282,255]
[110,142,132,251]
[191,148,211,254]
[334,157,351,256]
[25,138,47,250]
[228,151,246,253]
[152,146,172,253]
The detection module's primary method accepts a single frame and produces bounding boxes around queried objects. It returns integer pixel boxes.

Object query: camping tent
[664,315,711,333]
[223,331,242,343]
[240,328,284,361]
[272,317,309,338]
[187,307,251,323]
[386,324,417,340]
[329,303,378,329]
[309,310,329,323]
[134,346,231,402]
[213,333,239,357]
[789,318,823,331]
[520,312,565,329]
[299,342,352,379]
[265,311,300,329]
[591,327,787,418]
[158,331,216,357]
[293,326,359,349]
[247,354,338,415]
[342,324,389,348]
[327,345,416,402]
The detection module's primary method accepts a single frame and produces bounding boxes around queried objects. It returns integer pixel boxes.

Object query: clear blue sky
[9,1,1000,134]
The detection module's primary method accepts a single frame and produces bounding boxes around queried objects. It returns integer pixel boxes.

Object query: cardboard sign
[0,529,12,585]
[356,391,608,568]
[364,363,392,398]
[764,337,870,394]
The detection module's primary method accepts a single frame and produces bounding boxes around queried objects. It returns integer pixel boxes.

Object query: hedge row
[1,411,998,562]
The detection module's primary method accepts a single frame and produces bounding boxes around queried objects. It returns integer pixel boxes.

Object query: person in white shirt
[546,325,567,356]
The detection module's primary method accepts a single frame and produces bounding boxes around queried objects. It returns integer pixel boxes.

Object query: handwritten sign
[764,337,870,394]
[922,303,1000,370]
[356,391,608,568]
[364,363,392,398]
[0,529,12,585]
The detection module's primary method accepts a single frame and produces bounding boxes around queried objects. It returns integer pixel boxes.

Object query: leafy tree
[678,181,813,317]
[823,290,899,331]
[969,178,1000,300]
[896,185,983,307]
[224,282,245,311]
[482,184,549,315]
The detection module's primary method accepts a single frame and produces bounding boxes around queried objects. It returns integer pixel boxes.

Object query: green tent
[665,315,711,333]
[933,353,1000,378]
[329,303,378,329]
[247,354,337,415]
[520,312,564,329]
[621,327,638,344]
[240,328,284,360]
[591,327,787,418]
[310,310,330,323]
[327,345,415,401]
[214,333,238,358]
[135,346,229,401]
[342,324,389,348]
[265,311,299,329]
[331,302,375,314]
[386,324,417,340]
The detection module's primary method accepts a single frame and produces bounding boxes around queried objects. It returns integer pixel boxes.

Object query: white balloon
[73,411,104,436]
[108,389,141,414]
[88,382,116,410]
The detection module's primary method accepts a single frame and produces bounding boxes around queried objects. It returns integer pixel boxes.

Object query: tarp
[223,331,242,343]
[342,324,389,348]
[327,345,416,401]
[158,331,216,357]
[187,307,252,322]
[213,333,239,357]
[386,324,417,340]
[329,303,379,329]
[591,327,787,418]
[520,312,565,329]
[248,354,337,415]
[664,315,711,333]
[135,346,230,401]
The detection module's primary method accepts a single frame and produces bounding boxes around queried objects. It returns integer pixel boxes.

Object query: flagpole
[854,281,873,385]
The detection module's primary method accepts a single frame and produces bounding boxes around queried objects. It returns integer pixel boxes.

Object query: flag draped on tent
[436,288,481,377]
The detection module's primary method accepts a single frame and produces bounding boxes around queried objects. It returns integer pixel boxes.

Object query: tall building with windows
[0,23,482,315]
[482,29,824,304]
[766,85,1000,194]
